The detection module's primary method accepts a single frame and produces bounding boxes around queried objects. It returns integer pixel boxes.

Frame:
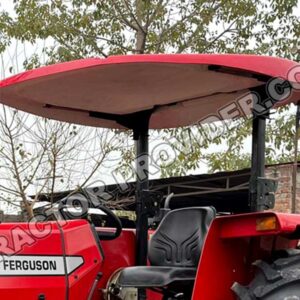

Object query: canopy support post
[134,127,149,268]
[249,114,266,211]
[249,96,277,212]
[248,84,279,212]
[131,111,152,300]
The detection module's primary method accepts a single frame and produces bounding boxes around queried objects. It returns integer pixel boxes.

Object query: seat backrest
[149,207,215,268]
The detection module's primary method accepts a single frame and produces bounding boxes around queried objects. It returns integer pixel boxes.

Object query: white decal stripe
[0,255,83,276]
[66,256,84,274]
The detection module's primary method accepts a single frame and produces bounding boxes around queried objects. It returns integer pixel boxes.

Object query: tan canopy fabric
[1,54,299,129]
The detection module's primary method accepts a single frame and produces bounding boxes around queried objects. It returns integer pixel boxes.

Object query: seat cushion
[149,207,216,267]
[117,266,196,288]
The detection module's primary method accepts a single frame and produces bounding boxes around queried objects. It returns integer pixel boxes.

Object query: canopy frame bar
[249,113,267,211]
[89,106,153,272]
[249,85,277,211]
[132,112,152,300]
[131,110,152,268]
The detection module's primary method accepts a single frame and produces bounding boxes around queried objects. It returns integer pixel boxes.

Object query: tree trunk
[22,200,34,221]
[135,0,146,53]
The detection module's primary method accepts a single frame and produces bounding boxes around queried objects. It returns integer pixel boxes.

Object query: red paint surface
[0,220,102,300]
[62,221,103,300]
[0,212,299,299]
[192,212,300,300]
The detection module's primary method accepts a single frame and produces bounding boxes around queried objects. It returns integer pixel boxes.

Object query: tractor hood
[0,54,299,129]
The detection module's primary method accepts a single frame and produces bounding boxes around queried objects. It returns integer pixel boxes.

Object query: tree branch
[122,0,146,33]
[113,1,139,31]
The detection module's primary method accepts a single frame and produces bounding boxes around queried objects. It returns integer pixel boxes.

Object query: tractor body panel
[0,219,162,300]
[0,208,299,299]
[192,212,300,300]
[0,220,102,300]
[0,221,66,300]
[62,221,103,300]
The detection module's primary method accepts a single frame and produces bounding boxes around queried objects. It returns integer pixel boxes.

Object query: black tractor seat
[116,207,216,298]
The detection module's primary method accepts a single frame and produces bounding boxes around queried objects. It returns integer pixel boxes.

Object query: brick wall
[266,163,299,213]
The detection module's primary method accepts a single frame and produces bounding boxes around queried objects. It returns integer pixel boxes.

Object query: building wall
[266,163,299,213]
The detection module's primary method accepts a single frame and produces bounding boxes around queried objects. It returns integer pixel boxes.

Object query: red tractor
[0,54,300,300]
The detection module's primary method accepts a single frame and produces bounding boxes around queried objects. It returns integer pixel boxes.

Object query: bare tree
[0,105,124,220]
[0,107,48,218]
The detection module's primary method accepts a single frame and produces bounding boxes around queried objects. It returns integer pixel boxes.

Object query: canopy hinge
[137,190,163,217]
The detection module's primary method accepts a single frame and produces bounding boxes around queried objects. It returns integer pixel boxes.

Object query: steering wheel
[57,193,122,240]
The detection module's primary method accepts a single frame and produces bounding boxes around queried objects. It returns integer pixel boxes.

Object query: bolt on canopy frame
[1,54,300,271]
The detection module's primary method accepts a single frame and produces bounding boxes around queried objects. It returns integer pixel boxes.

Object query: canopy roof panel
[1,54,299,129]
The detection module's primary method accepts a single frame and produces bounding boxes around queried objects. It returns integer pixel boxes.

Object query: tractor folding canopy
[1,54,300,268]
[1,54,299,129]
